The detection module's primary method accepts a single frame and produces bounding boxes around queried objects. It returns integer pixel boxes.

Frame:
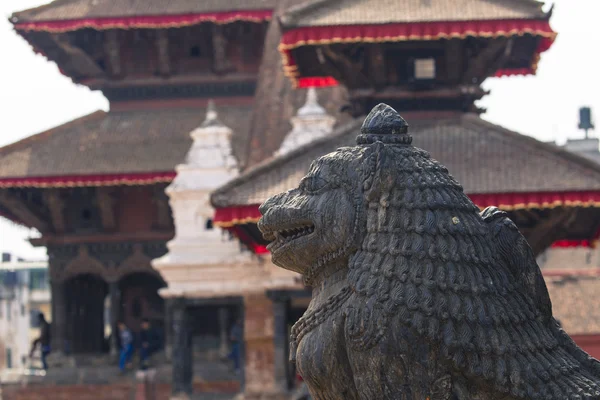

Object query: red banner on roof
[0,172,176,188]
[215,191,600,228]
[280,19,556,87]
[214,190,600,253]
[14,10,273,32]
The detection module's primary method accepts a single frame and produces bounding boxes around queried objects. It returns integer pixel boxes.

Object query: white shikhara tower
[153,101,255,298]
[277,88,336,156]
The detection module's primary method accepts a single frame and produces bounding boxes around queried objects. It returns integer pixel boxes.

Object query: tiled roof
[546,276,600,335]
[282,0,548,28]
[0,86,348,180]
[211,113,600,207]
[12,0,276,22]
[0,105,253,179]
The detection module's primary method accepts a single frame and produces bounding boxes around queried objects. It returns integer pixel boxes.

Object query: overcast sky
[1,0,599,260]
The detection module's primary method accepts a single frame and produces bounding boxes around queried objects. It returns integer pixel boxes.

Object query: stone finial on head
[356,103,411,145]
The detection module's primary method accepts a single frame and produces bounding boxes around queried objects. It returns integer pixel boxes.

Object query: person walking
[29,313,51,370]
[118,321,134,373]
[227,317,243,374]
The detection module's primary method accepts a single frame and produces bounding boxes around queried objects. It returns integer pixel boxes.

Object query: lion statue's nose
[259,194,280,216]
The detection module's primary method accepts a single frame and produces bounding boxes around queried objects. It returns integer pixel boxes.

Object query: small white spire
[201,99,221,128]
[178,100,238,173]
[297,88,326,117]
[277,88,336,156]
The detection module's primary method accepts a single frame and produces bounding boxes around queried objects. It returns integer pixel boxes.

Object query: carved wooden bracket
[96,187,117,232]
[156,29,171,77]
[103,29,122,77]
[0,190,49,232]
[211,24,234,74]
[152,186,172,230]
[461,38,508,84]
[51,33,105,78]
[43,189,66,233]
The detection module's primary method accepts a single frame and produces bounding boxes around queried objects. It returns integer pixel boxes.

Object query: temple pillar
[243,293,286,400]
[171,298,192,399]
[51,280,67,354]
[273,297,289,393]
[218,307,229,356]
[109,281,120,356]
[164,299,173,361]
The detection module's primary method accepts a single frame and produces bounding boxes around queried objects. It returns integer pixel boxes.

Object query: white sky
[0,0,599,260]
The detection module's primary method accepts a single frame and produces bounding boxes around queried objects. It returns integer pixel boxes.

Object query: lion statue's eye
[299,176,329,193]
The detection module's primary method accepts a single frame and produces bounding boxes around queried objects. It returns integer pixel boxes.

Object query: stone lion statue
[258,104,600,399]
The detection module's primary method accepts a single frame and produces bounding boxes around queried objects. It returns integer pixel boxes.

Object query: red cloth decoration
[214,205,263,227]
[551,240,594,249]
[213,191,600,253]
[14,11,273,32]
[0,172,176,188]
[468,191,600,210]
[280,19,557,87]
[297,77,340,88]
[227,227,269,254]
[214,191,600,228]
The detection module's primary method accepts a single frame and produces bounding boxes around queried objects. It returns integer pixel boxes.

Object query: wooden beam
[0,191,49,232]
[43,190,66,233]
[30,231,173,247]
[103,29,122,77]
[156,29,171,77]
[350,85,485,100]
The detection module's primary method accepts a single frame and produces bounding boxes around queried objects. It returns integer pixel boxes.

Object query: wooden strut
[44,189,66,233]
[0,190,49,232]
[526,208,581,256]
[50,33,106,78]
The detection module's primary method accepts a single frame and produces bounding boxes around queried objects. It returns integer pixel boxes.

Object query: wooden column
[164,299,173,361]
[109,282,120,356]
[50,280,67,355]
[218,307,230,356]
[243,293,286,400]
[273,297,289,393]
[171,298,192,398]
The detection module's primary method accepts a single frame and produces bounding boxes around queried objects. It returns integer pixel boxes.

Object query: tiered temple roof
[212,113,600,212]
[11,0,276,27]
[282,0,547,27]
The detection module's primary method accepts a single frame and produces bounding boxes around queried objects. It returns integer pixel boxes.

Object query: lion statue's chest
[295,308,359,400]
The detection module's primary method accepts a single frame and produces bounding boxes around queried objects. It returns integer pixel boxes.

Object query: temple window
[189,45,202,58]
[414,58,436,80]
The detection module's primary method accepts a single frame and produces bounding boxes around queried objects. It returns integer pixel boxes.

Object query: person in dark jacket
[29,313,51,370]
[227,317,243,374]
[139,318,154,370]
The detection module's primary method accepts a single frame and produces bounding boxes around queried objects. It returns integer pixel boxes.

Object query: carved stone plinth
[242,294,287,400]
[134,369,157,400]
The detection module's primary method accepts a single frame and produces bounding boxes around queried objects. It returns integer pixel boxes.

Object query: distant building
[0,254,50,378]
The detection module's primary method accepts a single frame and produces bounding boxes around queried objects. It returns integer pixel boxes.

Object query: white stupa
[276,88,336,156]
[153,101,255,298]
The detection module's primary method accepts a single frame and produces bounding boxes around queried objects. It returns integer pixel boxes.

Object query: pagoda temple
[3,0,600,399]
